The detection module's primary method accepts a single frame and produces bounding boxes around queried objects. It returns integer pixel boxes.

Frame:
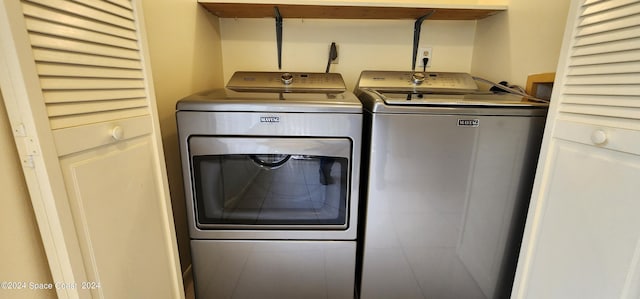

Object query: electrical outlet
[417,47,432,68]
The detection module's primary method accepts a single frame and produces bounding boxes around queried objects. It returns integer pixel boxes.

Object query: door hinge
[24,137,39,156]
[14,124,38,168]
[23,137,40,169]
[22,155,35,168]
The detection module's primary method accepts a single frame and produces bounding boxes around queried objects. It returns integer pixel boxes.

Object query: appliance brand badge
[458,119,479,127]
[260,116,280,123]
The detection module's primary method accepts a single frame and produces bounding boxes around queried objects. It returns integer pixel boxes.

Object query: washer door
[188,137,352,230]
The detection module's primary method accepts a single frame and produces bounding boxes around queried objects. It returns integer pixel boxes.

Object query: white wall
[141,0,224,274]
[219,0,569,91]
[471,0,571,87]
[220,18,476,90]
[0,92,56,299]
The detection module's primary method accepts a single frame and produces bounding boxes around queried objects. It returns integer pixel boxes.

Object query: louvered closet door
[512,0,640,298]
[557,0,640,132]
[0,1,183,298]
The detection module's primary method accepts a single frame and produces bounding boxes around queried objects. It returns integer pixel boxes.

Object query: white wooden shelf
[198,1,507,20]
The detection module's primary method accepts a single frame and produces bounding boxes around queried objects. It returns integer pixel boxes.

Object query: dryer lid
[176,89,362,113]
[378,91,549,107]
[177,71,361,113]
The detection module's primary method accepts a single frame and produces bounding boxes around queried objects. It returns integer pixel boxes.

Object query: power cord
[472,76,550,103]
[422,57,429,72]
[325,42,338,73]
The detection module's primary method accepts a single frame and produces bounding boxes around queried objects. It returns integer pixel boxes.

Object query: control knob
[281,72,293,85]
[411,72,425,85]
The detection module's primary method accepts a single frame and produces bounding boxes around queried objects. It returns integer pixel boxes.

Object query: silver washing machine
[177,72,362,299]
[354,71,548,299]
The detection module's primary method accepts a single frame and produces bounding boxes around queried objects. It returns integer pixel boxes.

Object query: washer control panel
[227,72,346,92]
[357,70,479,93]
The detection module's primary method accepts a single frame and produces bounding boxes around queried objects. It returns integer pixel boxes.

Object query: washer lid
[177,71,361,113]
[176,89,362,113]
[378,91,549,107]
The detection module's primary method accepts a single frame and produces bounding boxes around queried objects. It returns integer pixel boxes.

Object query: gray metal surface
[355,70,479,93]
[227,71,347,92]
[355,70,548,115]
[177,71,363,240]
[357,88,548,115]
[178,111,362,241]
[192,240,356,299]
[178,71,362,298]
[355,71,548,298]
[177,88,362,113]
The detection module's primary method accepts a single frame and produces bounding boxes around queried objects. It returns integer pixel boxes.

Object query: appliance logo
[260,116,280,123]
[458,119,479,127]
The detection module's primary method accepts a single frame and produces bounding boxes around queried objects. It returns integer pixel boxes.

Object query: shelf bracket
[274,6,283,70]
[412,10,435,70]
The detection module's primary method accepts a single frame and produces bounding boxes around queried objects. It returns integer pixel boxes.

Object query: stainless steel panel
[356,89,549,115]
[226,71,347,93]
[177,111,362,240]
[189,137,351,158]
[176,111,362,140]
[192,240,356,299]
[359,112,546,299]
[179,74,362,299]
[177,89,362,113]
[355,70,478,93]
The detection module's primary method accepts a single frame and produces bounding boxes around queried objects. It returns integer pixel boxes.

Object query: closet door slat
[557,0,640,125]
[106,0,134,10]
[21,0,150,130]
[579,2,640,26]
[581,0,639,16]
[37,64,143,80]
[565,73,640,85]
[572,38,640,56]
[567,60,640,75]
[25,0,135,30]
[49,107,149,130]
[561,104,640,120]
[29,34,140,60]
[25,17,138,50]
[574,26,640,47]
[42,89,147,104]
[562,94,640,108]
[47,98,148,117]
[564,84,640,96]
[569,49,640,66]
[71,0,134,20]
[22,2,137,40]
[40,77,145,90]
[32,48,141,69]
[576,14,640,36]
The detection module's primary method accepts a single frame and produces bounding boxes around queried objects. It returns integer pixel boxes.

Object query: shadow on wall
[141,0,224,275]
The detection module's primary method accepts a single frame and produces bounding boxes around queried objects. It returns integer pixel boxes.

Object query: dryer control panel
[227,71,346,93]
[356,71,479,94]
